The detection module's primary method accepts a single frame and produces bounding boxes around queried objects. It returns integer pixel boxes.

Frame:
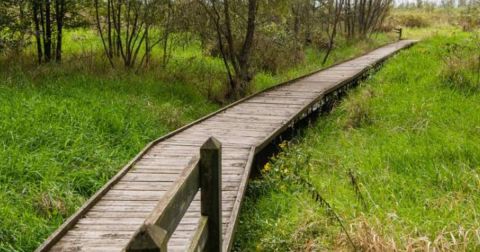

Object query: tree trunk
[54,0,65,62]
[44,0,52,62]
[32,0,43,64]
[107,0,113,58]
[227,0,257,99]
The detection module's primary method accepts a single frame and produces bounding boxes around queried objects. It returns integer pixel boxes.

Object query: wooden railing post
[200,137,222,252]
[394,27,403,40]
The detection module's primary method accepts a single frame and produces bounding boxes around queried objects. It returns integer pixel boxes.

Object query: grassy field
[234,33,480,251]
[0,28,396,251]
[0,62,219,252]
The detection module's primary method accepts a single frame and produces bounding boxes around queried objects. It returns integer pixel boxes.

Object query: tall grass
[234,34,480,251]
[440,33,480,94]
[0,65,218,252]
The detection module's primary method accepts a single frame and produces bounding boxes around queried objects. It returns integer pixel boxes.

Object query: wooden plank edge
[187,216,208,252]
[223,147,256,252]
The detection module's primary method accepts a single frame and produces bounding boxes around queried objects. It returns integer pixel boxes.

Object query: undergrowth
[440,33,480,94]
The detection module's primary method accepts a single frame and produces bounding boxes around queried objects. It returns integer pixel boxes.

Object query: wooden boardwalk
[37,40,416,252]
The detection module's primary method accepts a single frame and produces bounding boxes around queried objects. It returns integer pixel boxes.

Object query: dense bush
[459,7,480,31]
[252,23,305,74]
[441,37,480,94]
[380,12,431,32]
[0,1,30,53]
[394,13,430,28]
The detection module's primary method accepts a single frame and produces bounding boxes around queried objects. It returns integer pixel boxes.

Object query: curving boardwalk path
[37,40,416,252]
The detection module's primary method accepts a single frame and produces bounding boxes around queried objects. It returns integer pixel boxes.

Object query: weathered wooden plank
[72,224,141,232]
[187,216,208,252]
[220,109,297,118]
[60,231,135,239]
[89,203,235,213]
[223,147,255,251]
[127,157,201,250]
[124,166,242,175]
[119,173,178,182]
[77,218,146,225]
[230,102,304,108]
[215,113,289,121]
[202,117,283,125]
[85,212,150,218]
[141,152,248,160]
[245,98,310,105]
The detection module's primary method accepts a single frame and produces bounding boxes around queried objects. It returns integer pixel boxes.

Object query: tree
[94,0,172,69]
[199,0,259,99]
[344,0,392,38]
[31,0,67,63]
[323,0,344,64]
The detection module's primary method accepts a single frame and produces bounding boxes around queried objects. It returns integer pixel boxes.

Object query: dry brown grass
[335,218,480,252]
[34,192,68,217]
[395,13,430,28]
[291,219,325,252]
[459,7,480,32]
[342,87,375,129]
[441,39,480,94]
[335,218,397,251]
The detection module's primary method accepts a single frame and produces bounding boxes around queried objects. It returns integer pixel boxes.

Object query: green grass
[0,28,398,251]
[234,34,480,251]
[0,65,218,252]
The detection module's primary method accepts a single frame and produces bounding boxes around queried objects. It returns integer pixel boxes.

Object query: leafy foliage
[0,0,30,53]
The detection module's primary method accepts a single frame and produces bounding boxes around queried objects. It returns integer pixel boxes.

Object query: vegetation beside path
[234,34,480,251]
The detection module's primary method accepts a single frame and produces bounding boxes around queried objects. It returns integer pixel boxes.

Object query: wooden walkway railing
[36,40,417,252]
[127,137,223,251]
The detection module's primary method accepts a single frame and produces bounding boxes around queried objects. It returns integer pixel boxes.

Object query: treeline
[396,0,479,9]
[1,0,393,98]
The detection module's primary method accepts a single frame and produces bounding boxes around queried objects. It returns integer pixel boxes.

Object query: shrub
[385,12,430,30]
[459,7,480,32]
[252,22,305,74]
[0,2,31,54]
[442,57,479,93]
[343,87,375,129]
[397,13,430,28]
[441,40,480,94]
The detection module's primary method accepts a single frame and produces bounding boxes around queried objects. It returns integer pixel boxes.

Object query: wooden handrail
[394,27,403,40]
[125,137,222,252]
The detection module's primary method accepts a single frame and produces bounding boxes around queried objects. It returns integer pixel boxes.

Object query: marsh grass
[342,87,375,129]
[234,34,480,251]
[440,34,480,94]
[0,64,219,251]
